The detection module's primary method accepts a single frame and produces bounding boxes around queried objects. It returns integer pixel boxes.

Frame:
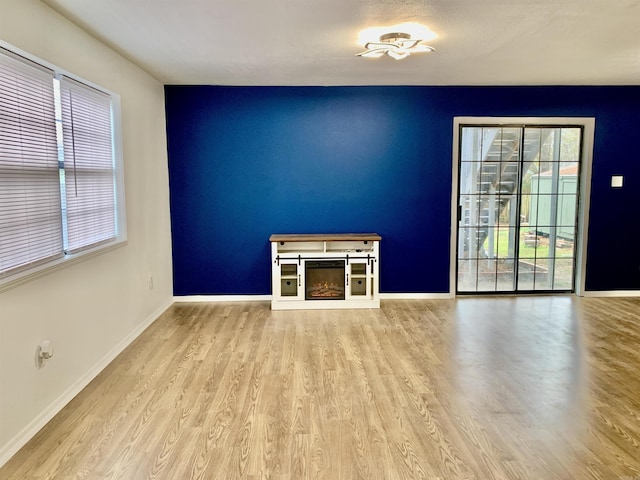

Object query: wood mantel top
[269,233,381,242]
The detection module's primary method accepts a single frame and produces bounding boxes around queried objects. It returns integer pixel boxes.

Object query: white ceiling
[42,0,640,86]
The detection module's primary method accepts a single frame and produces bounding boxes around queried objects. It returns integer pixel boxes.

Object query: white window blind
[0,50,63,277]
[59,76,116,254]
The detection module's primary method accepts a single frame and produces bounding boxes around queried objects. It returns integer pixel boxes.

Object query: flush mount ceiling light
[356,23,437,60]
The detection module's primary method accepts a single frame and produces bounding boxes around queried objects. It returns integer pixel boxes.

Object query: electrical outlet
[36,340,54,368]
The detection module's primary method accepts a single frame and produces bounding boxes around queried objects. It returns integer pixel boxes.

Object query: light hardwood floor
[2,297,640,479]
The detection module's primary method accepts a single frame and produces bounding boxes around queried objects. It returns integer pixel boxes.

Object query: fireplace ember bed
[270,233,381,310]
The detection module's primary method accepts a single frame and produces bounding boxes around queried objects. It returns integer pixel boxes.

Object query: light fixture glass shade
[355,30,435,60]
[410,44,436,53]
[359,48,386,58]
[387,48,409,60]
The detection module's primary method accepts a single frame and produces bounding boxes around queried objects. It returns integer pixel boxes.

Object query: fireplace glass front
[305,260,345,300]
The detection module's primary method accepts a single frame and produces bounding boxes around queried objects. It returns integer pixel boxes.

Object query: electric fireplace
[270,233,380,310]
[305,260,345,300]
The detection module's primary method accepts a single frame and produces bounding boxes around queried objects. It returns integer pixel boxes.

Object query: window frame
[450,116,595,297]
[0,40,127,292]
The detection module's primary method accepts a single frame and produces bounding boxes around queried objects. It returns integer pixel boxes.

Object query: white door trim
[450,117,595,296]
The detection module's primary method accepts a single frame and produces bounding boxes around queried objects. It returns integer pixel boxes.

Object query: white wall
[0,0,174,465]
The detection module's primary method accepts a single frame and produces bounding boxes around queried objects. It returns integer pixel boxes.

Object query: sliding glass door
[456,125,582,293]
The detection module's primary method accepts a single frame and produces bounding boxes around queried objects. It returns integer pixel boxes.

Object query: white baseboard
[0,299,173,469]
[174,293,455,303]
[174,291,640,302]
[173,295,272,303]
[582,290,640,298]
[380,292,455,300]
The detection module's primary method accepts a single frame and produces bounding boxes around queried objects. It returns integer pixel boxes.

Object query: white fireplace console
[270,233,381,310]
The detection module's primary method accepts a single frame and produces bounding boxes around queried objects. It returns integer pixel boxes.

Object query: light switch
[611,175,624,188]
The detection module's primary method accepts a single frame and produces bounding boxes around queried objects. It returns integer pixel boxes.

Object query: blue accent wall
[165,85,640,295]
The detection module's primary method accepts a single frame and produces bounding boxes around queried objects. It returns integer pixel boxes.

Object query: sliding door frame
[450,117,595,296]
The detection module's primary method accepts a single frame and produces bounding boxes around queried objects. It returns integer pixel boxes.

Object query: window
[0,44,125,286]
[59,77,117,253]
[451,116,595,296]
[455,125,583,293]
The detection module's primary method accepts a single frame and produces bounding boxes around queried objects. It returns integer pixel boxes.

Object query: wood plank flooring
[2,296,640,479]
